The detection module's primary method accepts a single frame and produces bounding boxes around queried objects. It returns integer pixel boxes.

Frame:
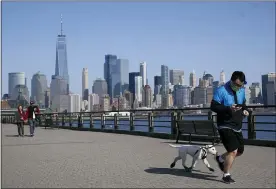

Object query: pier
[1,106,276,187]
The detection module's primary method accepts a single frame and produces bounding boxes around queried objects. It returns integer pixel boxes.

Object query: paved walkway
[2,124,275,188]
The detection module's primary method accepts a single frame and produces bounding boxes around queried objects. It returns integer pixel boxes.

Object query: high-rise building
[170,69,184,85]
[44,88,50,108]
[8,72,25,97]
[142,85,152,108]
[161,65,169,95]
[89,93,100,111]
[50,75,67,108]
[220,69,226,84]
[123,90,133,109]
[154,76,162,86]
[100,95,110,111]
[134,76,143,102]
[104,54,117,99]
[129,72,140,96]
[31,72,47,107]
[68,94,81,112]
[82,68,89,101]
[111,58,129,98]
[173,85,191,107]
[92,78,108,98]
[161,65,169,108]
[206,86,213,105]
[140,62,147,87]
[244,86,251,105]
[189,70,196,88]
[266,82,276,105]
[54,14,69,94]
[249,82,262,104]
[202,72,214,86]
[193,87,207,105]
[261,72,276,105]
[11,85,30,103]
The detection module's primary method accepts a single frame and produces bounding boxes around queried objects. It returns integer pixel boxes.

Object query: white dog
[169,144,217,172]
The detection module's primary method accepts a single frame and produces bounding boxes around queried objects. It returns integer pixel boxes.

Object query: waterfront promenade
[2,123,275,188]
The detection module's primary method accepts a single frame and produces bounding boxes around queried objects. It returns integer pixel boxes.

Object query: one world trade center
[54,14,69,94]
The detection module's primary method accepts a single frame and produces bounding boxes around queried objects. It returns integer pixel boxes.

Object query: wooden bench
[175,120,220,144]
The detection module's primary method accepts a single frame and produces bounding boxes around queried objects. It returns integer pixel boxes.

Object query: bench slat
[176,120,196,134]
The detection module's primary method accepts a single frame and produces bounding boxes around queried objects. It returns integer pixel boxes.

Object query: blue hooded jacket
[210,81,247,131]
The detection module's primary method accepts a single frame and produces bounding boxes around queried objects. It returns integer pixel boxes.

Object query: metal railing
[1,105,275,141]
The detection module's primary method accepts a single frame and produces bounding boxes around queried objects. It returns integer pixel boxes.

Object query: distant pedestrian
[25,101,40,137]
[15,105,25,137]
[210,71,250,184]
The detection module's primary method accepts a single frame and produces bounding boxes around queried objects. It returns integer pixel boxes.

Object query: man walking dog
[211,71,250,184]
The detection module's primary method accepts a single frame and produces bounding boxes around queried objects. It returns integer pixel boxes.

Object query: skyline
[2,1,275,95]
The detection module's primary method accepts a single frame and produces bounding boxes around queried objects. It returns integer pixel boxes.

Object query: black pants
[218,128,244,154]
[17,121,24,136]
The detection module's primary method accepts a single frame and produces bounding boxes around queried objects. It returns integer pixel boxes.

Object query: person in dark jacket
[15,105,25,137]
[25,101,40,137]
[210,71,250,184]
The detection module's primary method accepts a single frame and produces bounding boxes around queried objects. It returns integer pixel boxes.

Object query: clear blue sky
[2,1,275,95]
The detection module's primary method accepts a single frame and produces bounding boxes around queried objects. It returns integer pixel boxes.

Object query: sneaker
[216,155,224,171]
[222,175,236,184]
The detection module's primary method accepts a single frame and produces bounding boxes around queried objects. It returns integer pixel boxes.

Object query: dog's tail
[169,144,182,148]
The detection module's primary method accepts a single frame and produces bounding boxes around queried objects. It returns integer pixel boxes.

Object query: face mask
[230,82,240,92]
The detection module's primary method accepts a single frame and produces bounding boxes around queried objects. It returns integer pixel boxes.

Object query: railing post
[114,114,118,130]
[90,113,94,129]
[130,112,134,131]
[247,112,256,139]
[208,110,213,120]
[62,114,65,126]
[148,112,153,132]
[56,114,59,126]
[69,114,72,127]
[171,112,177,135]
[78,113,83,128]
[101,113,105,129]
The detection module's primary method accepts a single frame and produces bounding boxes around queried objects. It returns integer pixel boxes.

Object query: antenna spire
[60,14,63,35]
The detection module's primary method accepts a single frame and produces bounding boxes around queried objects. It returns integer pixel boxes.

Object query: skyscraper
[142,85,152,108]
[8,72,25,97]
[129,72,140,96]
[82,68,89,100]
[170,69,184,85]
[140,62,147,87]
[161,65,169,108]
[261,72,276,105]
[54,14,69,94]
[93,78,108,98]
[111,59,129,97]
[154,76,162,86]
[189,70,196,88]
[31,72,47,107]
[104,54,117,99]
[134,76,143,102]
[220,69,226,84]
[173,85,191,107]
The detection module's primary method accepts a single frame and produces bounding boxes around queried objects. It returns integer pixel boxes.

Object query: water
[55,115,276,141]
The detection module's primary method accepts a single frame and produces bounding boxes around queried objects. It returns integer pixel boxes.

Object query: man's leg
[17,123,21,136]
[29,119,34,136]
[21,121,25,136]
[216,129,241,183]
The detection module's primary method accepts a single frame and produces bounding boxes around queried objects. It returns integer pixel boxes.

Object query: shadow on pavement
[144,167,220,182]
[5,135,20,137]
[161,141,211,146]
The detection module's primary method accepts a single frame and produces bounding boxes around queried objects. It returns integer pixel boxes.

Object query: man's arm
[210,88,232,114]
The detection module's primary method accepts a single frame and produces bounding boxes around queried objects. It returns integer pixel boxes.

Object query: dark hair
[231,71,247,84]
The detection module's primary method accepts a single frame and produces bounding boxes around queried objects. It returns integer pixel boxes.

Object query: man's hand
[243,110,249,116]
[231,104,242,112]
